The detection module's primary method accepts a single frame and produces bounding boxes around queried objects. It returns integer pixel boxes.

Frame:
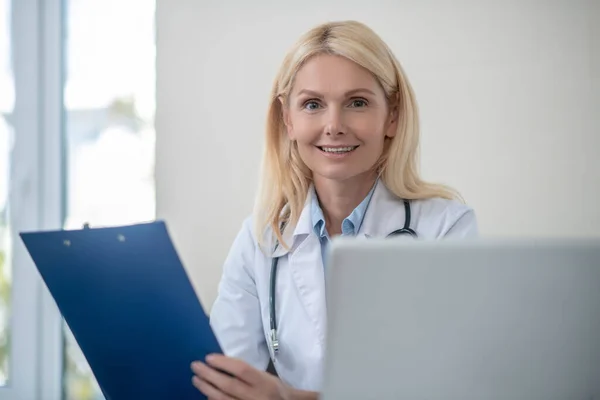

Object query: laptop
[321,238,600,400]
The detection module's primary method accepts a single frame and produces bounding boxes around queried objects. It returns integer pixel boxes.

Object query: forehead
[291,54,383,96]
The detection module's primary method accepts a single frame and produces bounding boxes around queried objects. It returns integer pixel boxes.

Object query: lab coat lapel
[358,180,408,238]
[272,182,407,349]
[271,190,312,259]
[276,188,327,348]
[288,233,327,347]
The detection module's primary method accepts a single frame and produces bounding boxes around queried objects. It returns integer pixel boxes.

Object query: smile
[317,146,359,154]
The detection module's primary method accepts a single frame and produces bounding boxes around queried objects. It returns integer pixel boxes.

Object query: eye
[349,98,368,108]
[303,100,321,111]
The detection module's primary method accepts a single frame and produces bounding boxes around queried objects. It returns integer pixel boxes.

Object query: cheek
[293,119,321,144]
[348,116,387,143]
[288,114,318,143]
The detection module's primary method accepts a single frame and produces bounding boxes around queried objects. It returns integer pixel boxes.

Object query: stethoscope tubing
[269,200,416,354]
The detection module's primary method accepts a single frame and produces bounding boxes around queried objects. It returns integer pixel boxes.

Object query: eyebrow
[296,88,377,97]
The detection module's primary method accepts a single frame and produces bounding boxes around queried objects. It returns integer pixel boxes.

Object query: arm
[209,217,270,370]
[196,219,319,399]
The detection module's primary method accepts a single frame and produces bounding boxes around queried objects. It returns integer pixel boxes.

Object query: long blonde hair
[254,20,460,249]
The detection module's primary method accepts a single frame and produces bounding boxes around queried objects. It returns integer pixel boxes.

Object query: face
[282,54,397,184]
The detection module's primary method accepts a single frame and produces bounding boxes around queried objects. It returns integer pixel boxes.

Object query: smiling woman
[196,20,477,400]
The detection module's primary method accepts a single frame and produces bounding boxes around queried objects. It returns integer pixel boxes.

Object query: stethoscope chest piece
[270,329,279,353]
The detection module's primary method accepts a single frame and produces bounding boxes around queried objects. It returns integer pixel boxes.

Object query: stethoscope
[268,200,417,355]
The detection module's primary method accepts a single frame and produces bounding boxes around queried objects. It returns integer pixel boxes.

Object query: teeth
[321,146,356,153]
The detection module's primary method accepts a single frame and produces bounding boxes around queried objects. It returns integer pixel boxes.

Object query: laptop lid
[322,238,600,399]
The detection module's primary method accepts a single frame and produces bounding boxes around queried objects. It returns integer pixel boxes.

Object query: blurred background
[2,0,155,398]
[1,0,599,399]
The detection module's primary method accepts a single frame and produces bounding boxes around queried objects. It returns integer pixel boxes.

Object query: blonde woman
[191,20,478,399]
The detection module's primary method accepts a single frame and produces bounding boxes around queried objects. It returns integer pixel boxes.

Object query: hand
[191,354,292,400]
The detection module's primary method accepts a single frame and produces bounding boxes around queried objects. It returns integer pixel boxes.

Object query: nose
[324,107,345,136]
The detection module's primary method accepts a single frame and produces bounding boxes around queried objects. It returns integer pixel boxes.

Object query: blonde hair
[254,20,460,249]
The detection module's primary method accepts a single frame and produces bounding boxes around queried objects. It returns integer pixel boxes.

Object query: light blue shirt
[311,181,377,268]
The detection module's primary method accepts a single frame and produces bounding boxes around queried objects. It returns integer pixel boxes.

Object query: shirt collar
[273,178,403,258]
[310,180,378,238]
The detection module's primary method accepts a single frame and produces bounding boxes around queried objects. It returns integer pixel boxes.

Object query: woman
[191,20,477,399]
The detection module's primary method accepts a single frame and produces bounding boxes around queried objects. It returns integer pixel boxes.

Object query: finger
[204,354,261,386]
[192,375,236,400]
[191,361,250,398]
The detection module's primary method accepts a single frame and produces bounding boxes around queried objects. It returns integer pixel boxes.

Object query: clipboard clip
[63,222,91,246]
[81,222,126,242]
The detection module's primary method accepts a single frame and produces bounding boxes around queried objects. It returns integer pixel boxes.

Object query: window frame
[0,0,64,399]
[4,1,158,397]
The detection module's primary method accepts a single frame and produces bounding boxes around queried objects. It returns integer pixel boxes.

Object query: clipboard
[20,221,222,400]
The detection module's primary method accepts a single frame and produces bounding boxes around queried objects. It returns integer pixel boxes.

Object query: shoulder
[229,214,277,258]
[222,215,259,269]
[411,196,473,221]
[411,197,479,238]
[239,214,256,238]
[229,214,262,252]
[363,182,478,239]
[228,214,255,244]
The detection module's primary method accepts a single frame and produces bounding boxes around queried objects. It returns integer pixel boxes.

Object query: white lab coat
[209,182,478,391]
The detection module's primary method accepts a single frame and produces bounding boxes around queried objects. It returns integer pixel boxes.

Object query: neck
[313,171,377,236]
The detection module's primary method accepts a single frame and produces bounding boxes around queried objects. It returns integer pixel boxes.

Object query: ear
[385,105,399,138]
[279,96,294,140]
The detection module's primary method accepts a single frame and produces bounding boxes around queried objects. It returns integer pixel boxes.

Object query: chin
[312,166,371,183]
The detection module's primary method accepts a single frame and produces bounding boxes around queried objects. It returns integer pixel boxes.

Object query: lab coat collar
[271,191,312,258]
[272,179,407,258]
[357,179,408,238]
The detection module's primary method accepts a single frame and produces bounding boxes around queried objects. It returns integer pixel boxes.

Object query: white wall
[155,0,600,309]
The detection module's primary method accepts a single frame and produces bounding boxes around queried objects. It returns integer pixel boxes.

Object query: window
[62,0,156,399]
[0,0,156,398]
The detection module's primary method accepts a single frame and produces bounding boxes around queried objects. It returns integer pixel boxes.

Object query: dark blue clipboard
[20,221,222,400]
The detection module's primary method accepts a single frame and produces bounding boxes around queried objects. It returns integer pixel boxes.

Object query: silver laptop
[321,238,600,400]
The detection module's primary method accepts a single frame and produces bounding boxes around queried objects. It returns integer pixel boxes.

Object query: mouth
[316,145,359,154]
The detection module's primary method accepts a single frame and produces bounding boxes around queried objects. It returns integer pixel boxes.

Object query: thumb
[277,380,294,400]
